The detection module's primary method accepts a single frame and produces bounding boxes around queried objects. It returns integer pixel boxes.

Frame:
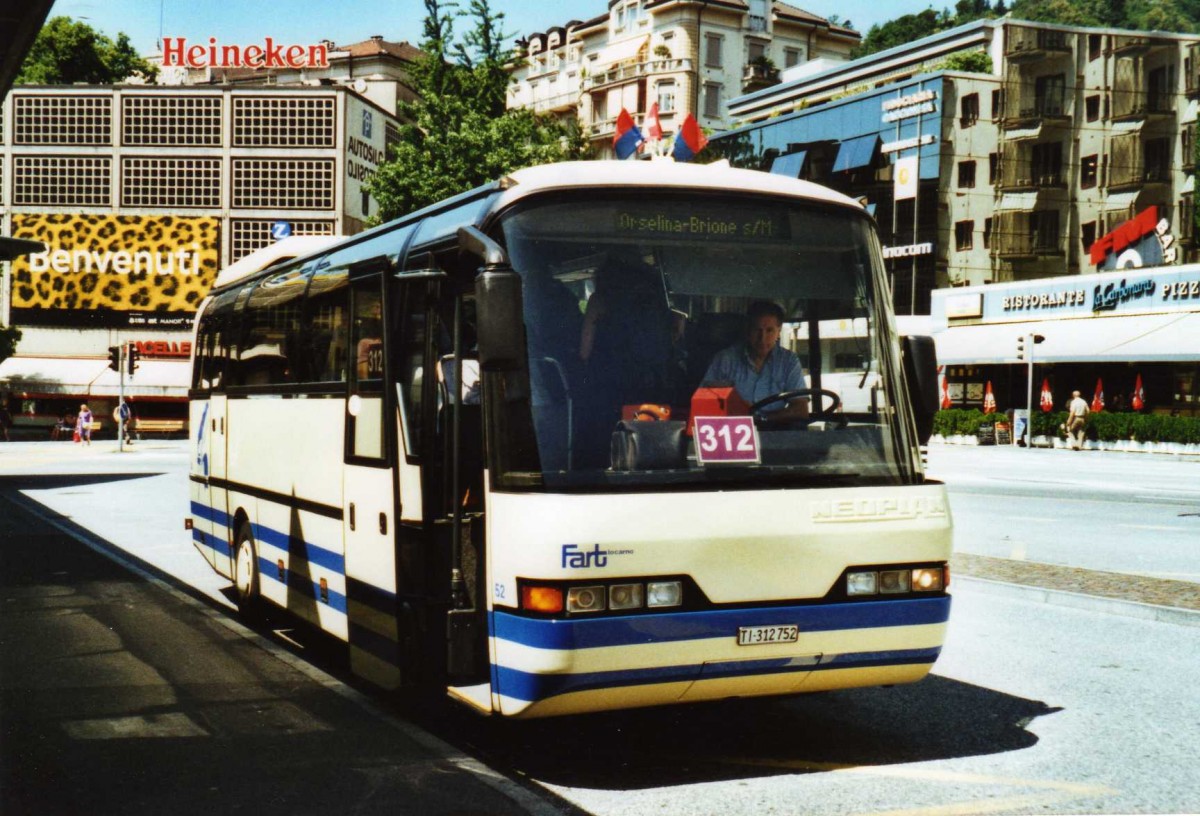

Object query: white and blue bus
[189,160,951,718]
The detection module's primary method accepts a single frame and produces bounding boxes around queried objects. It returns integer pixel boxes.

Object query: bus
[188,160,950,719]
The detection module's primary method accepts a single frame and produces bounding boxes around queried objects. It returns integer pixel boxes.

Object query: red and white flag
[1039,378,1053,412]
[939,367,952,409]
[983,381,996,414]
[644,102,663,141]
[1091,378,1105,413]
[1131,374,1145,411]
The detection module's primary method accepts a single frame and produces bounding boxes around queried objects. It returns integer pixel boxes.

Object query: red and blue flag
[613,108,644,159]
[671,113,708,162]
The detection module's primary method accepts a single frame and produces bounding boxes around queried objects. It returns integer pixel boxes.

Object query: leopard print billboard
[9,213,220,326]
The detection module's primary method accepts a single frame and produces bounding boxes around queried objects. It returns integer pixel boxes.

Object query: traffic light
[1016,335,1025,361]
[127,345,140,376]
[108,346,121,371]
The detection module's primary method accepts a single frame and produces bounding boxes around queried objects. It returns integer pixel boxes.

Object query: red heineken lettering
[161,37,330,69]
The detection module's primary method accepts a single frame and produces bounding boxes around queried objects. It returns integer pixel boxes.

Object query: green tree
[854,10,953,57]
[367,0,588,222]
[0,325,21,366]
[17,17,156,84]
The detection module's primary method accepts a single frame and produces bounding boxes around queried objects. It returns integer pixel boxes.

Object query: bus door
[343,267,402,689]
[192,314,233,578]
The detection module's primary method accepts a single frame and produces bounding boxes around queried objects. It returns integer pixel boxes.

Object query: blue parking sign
[271,221,293,240]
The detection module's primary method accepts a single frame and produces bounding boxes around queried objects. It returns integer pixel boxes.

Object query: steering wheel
[749,388,843,425]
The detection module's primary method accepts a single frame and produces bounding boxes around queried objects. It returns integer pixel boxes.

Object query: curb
[956,574,1200,628]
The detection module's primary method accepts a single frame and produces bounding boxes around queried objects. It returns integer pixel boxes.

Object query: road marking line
[1118,524,1184,532]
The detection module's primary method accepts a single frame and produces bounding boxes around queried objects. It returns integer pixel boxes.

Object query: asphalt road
[2,440,1199,815]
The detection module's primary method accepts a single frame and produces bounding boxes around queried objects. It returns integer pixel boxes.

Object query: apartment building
[507,0,859,158]
[709,19,1199,314]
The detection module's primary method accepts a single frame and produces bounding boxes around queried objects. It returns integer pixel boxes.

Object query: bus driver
[702,300,810,423]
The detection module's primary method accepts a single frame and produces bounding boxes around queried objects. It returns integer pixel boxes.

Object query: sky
[46,0,930,55]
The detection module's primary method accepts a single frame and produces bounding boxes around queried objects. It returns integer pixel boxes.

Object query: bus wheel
[233,525,262,620]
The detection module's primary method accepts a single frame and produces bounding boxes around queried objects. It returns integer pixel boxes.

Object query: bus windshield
[493,192,915,491]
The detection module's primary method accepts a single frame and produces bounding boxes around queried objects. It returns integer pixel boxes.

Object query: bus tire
[233,523,263,621]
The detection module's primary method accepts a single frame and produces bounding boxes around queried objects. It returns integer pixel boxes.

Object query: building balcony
[1001,99,1069,128]
[1112,89,1175,121]
[742,62,780,92]
[528,90,580,114]
[581,58,693,92]
[1005,29,1072,62]
[1110,35,1154,56]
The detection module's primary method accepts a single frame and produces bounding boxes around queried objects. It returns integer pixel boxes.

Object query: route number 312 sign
[693,416,761,465]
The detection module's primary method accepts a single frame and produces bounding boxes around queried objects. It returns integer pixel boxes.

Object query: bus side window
[305,266,349,383]
[394,284,429,460]
[350,278,385,460]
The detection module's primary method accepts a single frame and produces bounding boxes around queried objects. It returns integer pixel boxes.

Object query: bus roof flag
[645,102,663,141]
[613,108,644,160]
[671,113,707,162]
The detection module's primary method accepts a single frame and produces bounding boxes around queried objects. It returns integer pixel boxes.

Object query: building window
[983,217,993,249]
[705,34,723,68]
[1088,34,1103,60]
[121,157,221,208]
[1085,95,1100,122]
[1032,210,1060,252]
[1035,74,1066,116]
[232,158,335,209]
[955,220,974,251]
[748,41,766,63]
[1031,142,1063,185]
[657,81,677,113]
[1081,154,1098,188]
[960,93,979,126]
[232,96,336,148]
[958,160,977,188]
[230,219,337,262]
[12,156,111,206]
[988,152,999,185]
[784,48,802,68]
[1081,220,1097,254]
[703,83,721,118]
[991,89,1002,120]
[122,95,222,146]
[1145,138,1171,182]
[14,94,112,145]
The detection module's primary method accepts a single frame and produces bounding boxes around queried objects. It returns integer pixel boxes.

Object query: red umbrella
[1039,378,1053,412]
[982,381,996,414]
[1091,378,1105,413]
[1131,374,1144,411]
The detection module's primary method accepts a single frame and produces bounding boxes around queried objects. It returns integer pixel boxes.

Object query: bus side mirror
[901,335,939,444]
[458,227,526,371]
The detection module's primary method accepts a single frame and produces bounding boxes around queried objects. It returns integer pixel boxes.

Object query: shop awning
[1111,119,1144,132]
[0,356,108,395]
[0,356,190,398]
[1104,190,1141,210]
[1184,175,1195,194]
[89,360,192,398]
[997,192,1038,210]
[1004,125,1041,140]
[595,36,648,69]
[832,134,879,173]
[934,312,1200,365]
[769,150,807,178]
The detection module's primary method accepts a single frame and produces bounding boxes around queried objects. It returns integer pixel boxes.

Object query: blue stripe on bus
[490,597,951,651]
[258,555,349,614]
[493,646,942,703]
[190,500,232,529]
[192,527,230,558]
[251,522,346,574]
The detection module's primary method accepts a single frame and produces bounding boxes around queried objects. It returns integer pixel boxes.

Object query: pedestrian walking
[117,400,135,445]
[76,403,93,446]
[1066,390,1089,451]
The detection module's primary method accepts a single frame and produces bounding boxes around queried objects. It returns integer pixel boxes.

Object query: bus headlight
[609,583,644,610]
[846,571,878,596]
[912,567,944,592]
[879,569,911,594]
[567,586,606,613]
[646,581,682,608]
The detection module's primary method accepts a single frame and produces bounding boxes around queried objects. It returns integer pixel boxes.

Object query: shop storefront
[931,263,1200,418]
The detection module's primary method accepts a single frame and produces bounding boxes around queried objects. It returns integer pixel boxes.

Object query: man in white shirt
[1066,390,1089,450]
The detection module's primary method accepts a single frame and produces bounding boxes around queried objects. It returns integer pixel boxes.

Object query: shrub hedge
[933,409,1200,444]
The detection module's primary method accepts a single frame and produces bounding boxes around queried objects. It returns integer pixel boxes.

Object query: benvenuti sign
[9,214,220,328]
